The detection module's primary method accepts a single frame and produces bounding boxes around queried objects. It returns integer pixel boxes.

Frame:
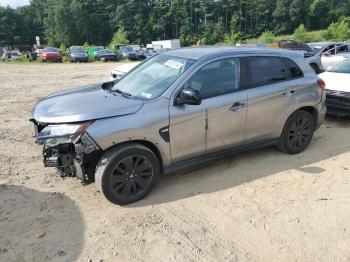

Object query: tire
[277,110,315,154]
[95,143,160,205]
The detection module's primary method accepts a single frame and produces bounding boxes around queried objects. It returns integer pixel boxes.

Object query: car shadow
[130,117,350,207]
[0,185,84,262]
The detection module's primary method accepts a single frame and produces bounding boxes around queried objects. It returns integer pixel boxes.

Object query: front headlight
[37,122,92,146]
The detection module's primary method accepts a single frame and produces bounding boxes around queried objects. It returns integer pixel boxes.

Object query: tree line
[1,0,350,47]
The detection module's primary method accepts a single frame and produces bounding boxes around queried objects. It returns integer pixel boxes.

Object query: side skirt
[163,138,279,175]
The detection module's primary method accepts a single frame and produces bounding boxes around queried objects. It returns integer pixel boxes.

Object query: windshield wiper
[113,88,133,98]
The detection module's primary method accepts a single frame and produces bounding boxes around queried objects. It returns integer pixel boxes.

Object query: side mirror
[101,80,116,90]
[176,87,202,105]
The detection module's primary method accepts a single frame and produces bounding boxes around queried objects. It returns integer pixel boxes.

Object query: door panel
[205,91,247,153]
[169,56,247,163]
[245,56,289,143]
[169,104,206,162]
[246,83,289,143]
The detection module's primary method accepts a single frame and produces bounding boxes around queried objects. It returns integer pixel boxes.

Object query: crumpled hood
[32,84,144,123]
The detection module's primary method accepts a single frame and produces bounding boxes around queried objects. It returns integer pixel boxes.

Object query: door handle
[229,102,245,112]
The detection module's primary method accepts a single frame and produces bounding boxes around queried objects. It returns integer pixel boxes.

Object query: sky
[0,0,30,8]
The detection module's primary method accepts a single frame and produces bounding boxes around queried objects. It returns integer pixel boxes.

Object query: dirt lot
[0,63,350,262]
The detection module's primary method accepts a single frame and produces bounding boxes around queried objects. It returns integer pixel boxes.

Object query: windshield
[121,46,135,52]
[100,49,113,54]
[71,47,85,53]
[92,47,103,51]
[308,44,323,53]
[111,54,196,100]
[329,59,350,73]
[44,47,58,52]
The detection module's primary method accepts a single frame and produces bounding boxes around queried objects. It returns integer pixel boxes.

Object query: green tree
[273,0,292,34]
[323,18,350,41]
[109,27,129,49]
[259,31,275,43]
[293,24,308,42]
[1,0,350,48]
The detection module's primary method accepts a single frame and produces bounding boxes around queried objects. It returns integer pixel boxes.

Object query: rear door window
[283,58,303,79]
[248,56,287,87]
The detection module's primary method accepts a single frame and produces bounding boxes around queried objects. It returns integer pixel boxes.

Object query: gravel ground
[0,63,350,262]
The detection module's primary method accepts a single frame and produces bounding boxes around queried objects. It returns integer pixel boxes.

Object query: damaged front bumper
[326,90,350,118]
[31,120,102,183]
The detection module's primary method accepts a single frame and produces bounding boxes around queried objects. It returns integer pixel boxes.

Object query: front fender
[87,98,171,166]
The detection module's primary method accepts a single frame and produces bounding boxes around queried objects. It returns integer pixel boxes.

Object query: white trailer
[151,39,181,49]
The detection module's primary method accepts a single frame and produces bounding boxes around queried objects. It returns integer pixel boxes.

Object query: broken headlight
[36,122,92,146]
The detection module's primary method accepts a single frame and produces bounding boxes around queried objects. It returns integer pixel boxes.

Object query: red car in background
[42,47,62,62]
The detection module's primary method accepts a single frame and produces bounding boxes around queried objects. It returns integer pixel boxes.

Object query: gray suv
[31,47,326,205]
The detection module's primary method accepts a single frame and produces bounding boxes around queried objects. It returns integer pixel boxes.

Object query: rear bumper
[326,90,350,117]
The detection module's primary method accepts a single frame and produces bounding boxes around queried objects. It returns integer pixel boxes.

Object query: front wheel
[278,110,315,154]
[95,143,160,205]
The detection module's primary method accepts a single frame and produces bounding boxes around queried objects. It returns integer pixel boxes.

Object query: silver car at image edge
[31,47,327,205]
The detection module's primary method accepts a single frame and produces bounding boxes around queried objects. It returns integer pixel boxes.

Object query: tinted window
[337,44,348,53]
[187,58,240,99]
[283,58,303,79]
[249,57,287,87]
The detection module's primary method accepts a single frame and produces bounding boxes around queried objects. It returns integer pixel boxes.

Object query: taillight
[317,79,326,90]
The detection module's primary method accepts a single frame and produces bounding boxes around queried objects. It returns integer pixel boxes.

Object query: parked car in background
[278,40,322,73]
[1,51,21,61]
[1,51,11,60]
[68,46,88,62]
[120,45,140,60]
[42,47,62,62]
[138,50,156,60]
[314,43,350,71]
[87,46,104,57]
[9,51,20,60]
[318,58,350,117]
[31,47,326,205]
[110,62,140,80]
[95,49,118,61]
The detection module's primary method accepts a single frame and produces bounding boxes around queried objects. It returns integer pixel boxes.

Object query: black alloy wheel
[278,110,315,154]
[287,116,313,151]
[110,155,153,198]
[95,143,160,205]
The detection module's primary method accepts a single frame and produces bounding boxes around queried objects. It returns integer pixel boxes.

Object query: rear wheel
[95,143,160,205]
[278,110,315,154]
